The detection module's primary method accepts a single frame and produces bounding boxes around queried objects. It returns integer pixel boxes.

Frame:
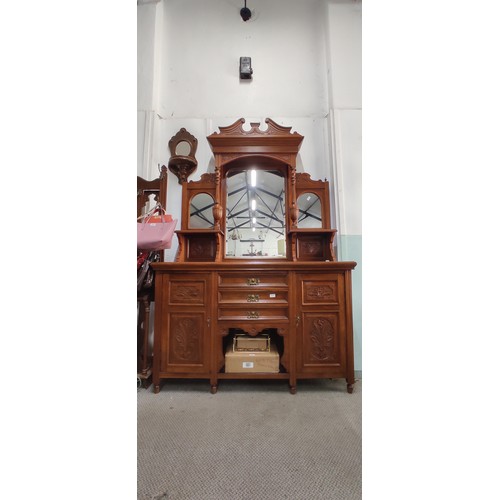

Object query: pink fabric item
[137,219,177,251]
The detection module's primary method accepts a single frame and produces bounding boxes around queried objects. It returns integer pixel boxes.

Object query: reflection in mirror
[175,141,191,156]
[189,193,215,229]
[297,193,322,228]
[225,170,286,258]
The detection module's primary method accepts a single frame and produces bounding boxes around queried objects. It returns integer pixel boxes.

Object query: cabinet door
[159,274,212,374]
[295,273,346,377]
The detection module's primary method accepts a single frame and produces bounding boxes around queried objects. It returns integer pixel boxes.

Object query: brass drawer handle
[247,278,260,286]
[247,311,260,319]
[247,294,260,302]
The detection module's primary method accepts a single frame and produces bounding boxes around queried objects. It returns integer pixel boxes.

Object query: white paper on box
[242,362,254,368]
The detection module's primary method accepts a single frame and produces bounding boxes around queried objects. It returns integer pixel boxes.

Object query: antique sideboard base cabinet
[152,118,357,394]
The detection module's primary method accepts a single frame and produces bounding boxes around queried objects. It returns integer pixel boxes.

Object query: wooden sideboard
[152,260,356,394]
[150,118,357,394]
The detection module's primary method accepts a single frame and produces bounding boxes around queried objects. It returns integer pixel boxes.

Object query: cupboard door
[298,312,346,374]
[160,312,209,373]
[159,274,212,374]
[295,273,346,376]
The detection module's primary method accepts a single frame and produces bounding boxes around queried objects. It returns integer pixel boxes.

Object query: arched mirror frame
[221,158,289,259]
[180,173,217,229]
[208,118,304,262]
[295,172,332,229]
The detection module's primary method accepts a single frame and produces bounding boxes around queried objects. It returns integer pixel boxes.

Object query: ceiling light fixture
[240,0,252,22]
[250,169,256,187]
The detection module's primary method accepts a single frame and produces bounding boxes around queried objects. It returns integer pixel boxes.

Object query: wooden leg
[154,384,160,394]
[289,384,297,395]
[210,384,218,394]
[346,375,355,394]
[141,297,151,376]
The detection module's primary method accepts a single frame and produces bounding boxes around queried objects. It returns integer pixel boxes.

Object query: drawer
[218,272,288,288]
[218,289,288,304]
[218,306,288,321]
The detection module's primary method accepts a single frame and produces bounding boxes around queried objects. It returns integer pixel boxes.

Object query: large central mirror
[224,168,286,258]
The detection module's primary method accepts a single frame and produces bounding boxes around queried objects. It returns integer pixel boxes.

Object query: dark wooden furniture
[137,166,168,385]
[152,118,357,394]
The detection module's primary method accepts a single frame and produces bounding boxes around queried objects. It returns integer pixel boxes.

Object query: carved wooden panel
[169,280,205,305]
[165,313,204,367]
[187,235,217,261]
[296,234,326,260]
[302,280,339,305]
[301,313,340,366]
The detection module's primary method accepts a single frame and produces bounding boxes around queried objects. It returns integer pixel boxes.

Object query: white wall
[137,0,164,180]
[159,0,328,119]
[325,0,362,240]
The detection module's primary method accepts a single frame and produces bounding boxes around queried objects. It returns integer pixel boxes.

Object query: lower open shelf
[218,372,289,379]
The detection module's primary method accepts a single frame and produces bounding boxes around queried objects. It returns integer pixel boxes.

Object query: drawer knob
[247,294,260,302]
[247,278,260,286]
[247,311,260,319]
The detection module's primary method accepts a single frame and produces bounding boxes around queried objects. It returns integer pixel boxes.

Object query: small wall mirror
[168,128,198,184]
[175,141,191,156]
[189,193,215,229]
[297,192,322,228]
[225,169,286,258]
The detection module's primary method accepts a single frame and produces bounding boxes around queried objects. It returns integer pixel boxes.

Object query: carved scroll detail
[214,117,300,136]
[309,318,334,361]
[299,240,322,257]
[173,286,200,300]
[173,318,199,361]
[196,173,216,184]
[306,285,334,300]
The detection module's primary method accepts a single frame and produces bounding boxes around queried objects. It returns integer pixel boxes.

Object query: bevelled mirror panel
[225,169,286,258]
[297,193,322,228]
[189,193,215,229]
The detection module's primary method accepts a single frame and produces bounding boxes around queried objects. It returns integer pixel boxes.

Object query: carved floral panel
[302,314,340,365]
[302,280,339,305]
[170,281,205,305]
[167,314,204,366]
[188,237,216,260]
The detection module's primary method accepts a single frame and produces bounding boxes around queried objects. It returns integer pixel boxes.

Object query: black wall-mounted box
[239,57,253,80]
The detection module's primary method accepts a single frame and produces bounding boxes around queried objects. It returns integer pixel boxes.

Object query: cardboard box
[225,343,280,373]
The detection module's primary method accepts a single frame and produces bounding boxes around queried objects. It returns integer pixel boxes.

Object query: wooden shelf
[218,372,289,379]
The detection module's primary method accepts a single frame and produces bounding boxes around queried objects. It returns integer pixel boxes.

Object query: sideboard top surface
[152,261,357,272]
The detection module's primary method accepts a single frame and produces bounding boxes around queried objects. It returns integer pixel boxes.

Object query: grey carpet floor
[137,378,361,500]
